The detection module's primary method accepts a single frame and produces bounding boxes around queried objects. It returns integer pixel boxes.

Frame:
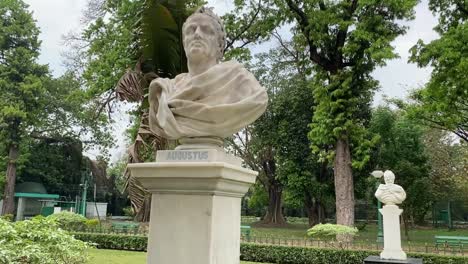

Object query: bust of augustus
[148,7,268,145]
[375,170,406,205]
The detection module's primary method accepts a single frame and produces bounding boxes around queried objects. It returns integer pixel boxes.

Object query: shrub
[46,211,87,230]
[72,232,147,251]
[240,244,467,264]
[307,223,358,239]
[85,219,100,228]
[71,233,466,264]
[122,206,136,217]
[0,214,13,222]
[0,217,90,264]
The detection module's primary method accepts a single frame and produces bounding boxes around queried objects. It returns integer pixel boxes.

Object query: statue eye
[185,25,196,34]
[202,25,215,35]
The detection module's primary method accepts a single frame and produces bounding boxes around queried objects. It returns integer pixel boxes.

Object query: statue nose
[194,26,202,38]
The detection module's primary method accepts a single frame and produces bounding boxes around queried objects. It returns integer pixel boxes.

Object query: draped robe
[375,183,407,205]
[148,60,268,139]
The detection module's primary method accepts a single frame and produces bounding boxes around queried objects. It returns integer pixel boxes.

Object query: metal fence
[70,226,466,256]
[240,235,467,256]
[70,226,148,236]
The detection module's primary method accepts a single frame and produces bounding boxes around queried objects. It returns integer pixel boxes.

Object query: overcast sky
[23,0,438,161]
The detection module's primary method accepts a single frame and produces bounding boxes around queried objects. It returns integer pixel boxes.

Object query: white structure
[86,202,107,219]
[128,147,256,264]
[129,7,266,264]
[373,170,407,260]
[148,8,267,140]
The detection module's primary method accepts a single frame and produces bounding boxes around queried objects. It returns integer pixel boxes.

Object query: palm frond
[137,0,188,78]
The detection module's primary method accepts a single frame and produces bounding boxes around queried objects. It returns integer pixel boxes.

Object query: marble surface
[375,170,406,205]
[148,7,267,140]
[128,148,257,264]
[380,205,407,260]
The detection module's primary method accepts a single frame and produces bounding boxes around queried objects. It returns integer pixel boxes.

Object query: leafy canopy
[409,0,467,141]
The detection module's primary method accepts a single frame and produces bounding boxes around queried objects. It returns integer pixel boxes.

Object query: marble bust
[375,170,406,205]
[148,7,268,145]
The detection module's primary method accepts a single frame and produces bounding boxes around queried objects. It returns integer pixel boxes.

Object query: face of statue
[384,171,395,184]
[183,14,220,63]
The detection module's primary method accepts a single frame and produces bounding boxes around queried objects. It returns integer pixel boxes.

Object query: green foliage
[85,219,100,228]
[409,15,467,141]
[0,0,46,144]
[369,106,431,223]
[0,214,13,222]
[72,232,147,251]
[72,232,467,263]
[246,183,268,215]
[0,217,90,264]
[307,223,358,239]
[122,206,136,217]
[423,129,468,202]
[46,211,87,230]
[17,138,83,196]
[138,0,187,78]
[240,244,467,264]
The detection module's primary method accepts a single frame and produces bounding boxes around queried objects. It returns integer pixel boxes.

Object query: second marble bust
[148,7,268,140]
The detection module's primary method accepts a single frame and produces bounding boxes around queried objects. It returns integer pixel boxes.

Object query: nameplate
[165,151,209,161]
[156,149,242,166]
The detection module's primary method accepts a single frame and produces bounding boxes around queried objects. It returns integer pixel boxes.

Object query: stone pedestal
[379,205,406,260]
[364,256,423,264]
[128,148,257,264]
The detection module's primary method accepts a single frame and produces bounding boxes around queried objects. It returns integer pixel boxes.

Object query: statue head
[383,170,395,184]
[182,7,226,63]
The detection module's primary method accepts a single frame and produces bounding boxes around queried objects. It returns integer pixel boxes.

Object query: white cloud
[372,0,438,106]
[24,0,87,77]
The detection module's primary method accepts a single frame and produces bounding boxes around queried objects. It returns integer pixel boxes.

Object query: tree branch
[334,0,358,66]
[285,0,334,71]
[225,0,262,51]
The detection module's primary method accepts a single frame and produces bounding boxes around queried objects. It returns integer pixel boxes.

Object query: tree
[423,129,468,203]
[369,106,431,226]
[67,0,208,221]
[409,0,467,142]
[256,40,333,227]
[0,0,110,215]
[0,0,49,215]
[225,0,418,232]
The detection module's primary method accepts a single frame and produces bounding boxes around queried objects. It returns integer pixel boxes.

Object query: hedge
[240,244,468,264]
[72,232,467,264]
[72,232,147,251]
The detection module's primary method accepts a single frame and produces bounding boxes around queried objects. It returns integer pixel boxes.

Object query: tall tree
[0,0,110,215]
[409,0,467,142]
[225,0,417,232]
[369,106,431,225]
[0,0,49,215]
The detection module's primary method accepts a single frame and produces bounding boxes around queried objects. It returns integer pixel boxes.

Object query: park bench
[434,235,468,249]
[111,222,139,234]
[241,225,251,240]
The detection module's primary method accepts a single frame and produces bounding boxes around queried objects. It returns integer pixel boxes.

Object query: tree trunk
[258,182,287,226]
[2,143,20,216]
[305,192,325,227]
[334,136,355,240]
[257,156,287,227]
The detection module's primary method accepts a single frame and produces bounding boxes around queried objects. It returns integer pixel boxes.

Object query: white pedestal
[379,205,407,260]
[128,148,257,264]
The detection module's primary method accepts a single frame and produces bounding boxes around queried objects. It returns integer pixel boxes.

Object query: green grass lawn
[244,222,468,245]
[87,249,265,264]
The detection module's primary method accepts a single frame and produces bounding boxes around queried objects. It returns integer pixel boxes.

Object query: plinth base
[364,256,423,264]
[128,148,257,264]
